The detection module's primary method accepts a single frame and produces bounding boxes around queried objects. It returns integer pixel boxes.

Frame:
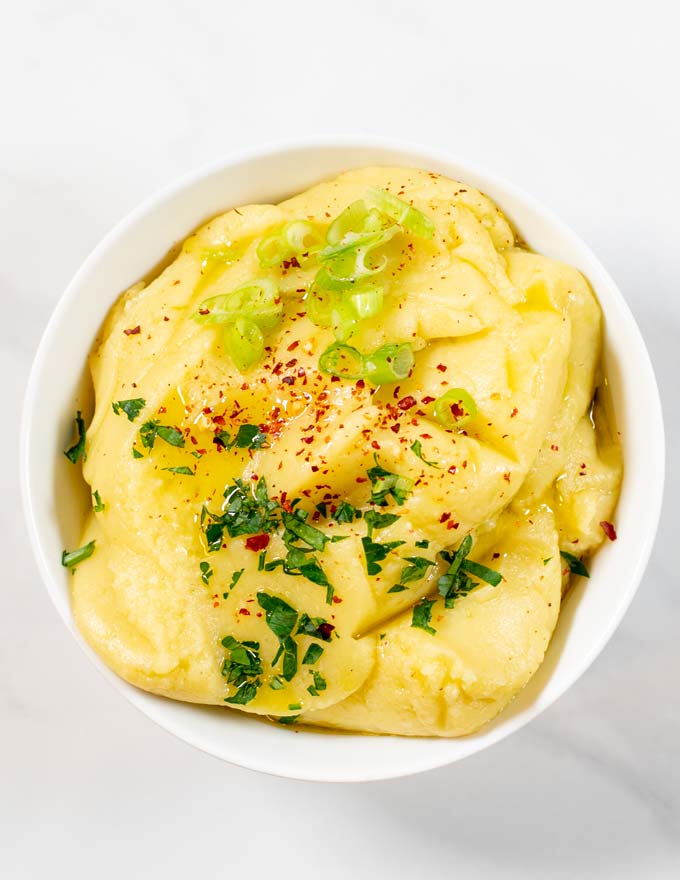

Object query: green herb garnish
[199,561,213,585]
[213,423,268,451]
[139,420,185,450]
[411,597,436,635]
[64,411,86,464]
[201,478,279,550]
[111,398,146,422]
[361,536,406,576]
[363,510,400,538]
[221,635,263,705]
[301,643,324,665]
[307,671,327,696]
[61,540,96,568]
[277,715,299,725]
[257,592,299,681]
[162,466,194,475]
[367,457,413,506]
[92,490,105,513]
[560,551,590,578]
[132,446,144,459]
[437,535,502,608]
[410,439,441,469]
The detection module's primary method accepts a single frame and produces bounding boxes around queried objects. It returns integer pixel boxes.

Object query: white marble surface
[2,1,679,877]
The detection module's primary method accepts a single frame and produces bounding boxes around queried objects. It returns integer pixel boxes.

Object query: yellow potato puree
[69,167,622,736]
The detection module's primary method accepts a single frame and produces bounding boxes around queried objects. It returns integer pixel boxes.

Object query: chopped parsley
[411,597,436,635]
[220,635,263,705]
[257,592,299,681]
[364,510,400,538]
[332,501,360,523]
[415,539,430,549]
[61,540,96,568]
[543,557,552,566]
[213,423,268,451]
[361,536,406,576]
[139,420,185,450]
[560,551,590,578]
[301,643,324,665]
[92,490,105,513]
[277,715,299,725]
[269,675,285,690]
[199,561,213,585]
[367,457,413,506]
[393,555,436,590]
[64,411,86,464]
[162,466,194,475]
[111,398,146,422]
[223,568,244,596]
[307,671,327,696]
[296,613,333,641]
[132,446,144,459]
[410,439,441,469]
[437,535,502,608]
[201,478,279,551]
[281,510,330,552]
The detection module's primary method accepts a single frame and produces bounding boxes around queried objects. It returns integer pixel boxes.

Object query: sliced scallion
[365,187,435,239]
[224,318,264,372]
[318,343,365,381]
[194,278,282,331]
[256,220,322,268]
[433,388,477,429]
[363,343,414,385]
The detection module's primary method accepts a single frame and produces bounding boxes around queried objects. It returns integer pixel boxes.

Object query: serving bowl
[21,138,664,782]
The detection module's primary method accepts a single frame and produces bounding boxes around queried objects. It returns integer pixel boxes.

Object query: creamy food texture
[70,167,622,736]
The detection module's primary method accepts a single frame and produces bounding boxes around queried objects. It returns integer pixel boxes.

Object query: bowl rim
[21,135,665,781]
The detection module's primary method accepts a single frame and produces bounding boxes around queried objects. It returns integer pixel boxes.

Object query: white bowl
[21,138,664,782]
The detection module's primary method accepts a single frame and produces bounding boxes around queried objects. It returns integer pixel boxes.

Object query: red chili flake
[203,407,212,414]
[550,444,559,451]
[272,363,283,376]
[420,433,432,440]
[439,512,451,523]
[462,460,468,468]
[355,476,367,483]
[447,521,460,530]
[212,415,226,425]
[190,435,198,445]
[510,408,518,418]
[447,465,457,475]
[422,396,435,405]
[124,325,141,335]
[238,608,251,616]
[282,376,295,386]
[332,596,343,604]
[397,395,417,411]
[311,465,319,473]
[371,440,381,450]
[285,358,298,369]
[318,623,335,640]
[245,534,270,552]
[450,402,466,420]
[436,364,447,372]
[600,521,617,541]
[390,424,400,434]
[503,472,511,483]
[158,406,167,414]
[287,340,300,351]
[213,601,220,608]
[356,379,366,389]
[164,315,171,321]
[301,436,314,445]
[492,552,500,559]
[198,308,210,316]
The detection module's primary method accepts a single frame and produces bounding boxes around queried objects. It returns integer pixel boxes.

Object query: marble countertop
[2,1,678,877]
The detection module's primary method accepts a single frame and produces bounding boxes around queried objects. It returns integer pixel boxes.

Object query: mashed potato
[68,167,621,736]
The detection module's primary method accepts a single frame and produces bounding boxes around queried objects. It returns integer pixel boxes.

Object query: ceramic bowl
[21,138,664,781]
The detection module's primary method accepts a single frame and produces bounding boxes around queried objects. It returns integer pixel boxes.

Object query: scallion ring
[318,342,366,381]
[193,279,282,331]
[362,343,414,385]
[224,318,265,372]
[365,187,436,239]
[433,388,477,429]
[257,221,322,268]
[347,285,384,319]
